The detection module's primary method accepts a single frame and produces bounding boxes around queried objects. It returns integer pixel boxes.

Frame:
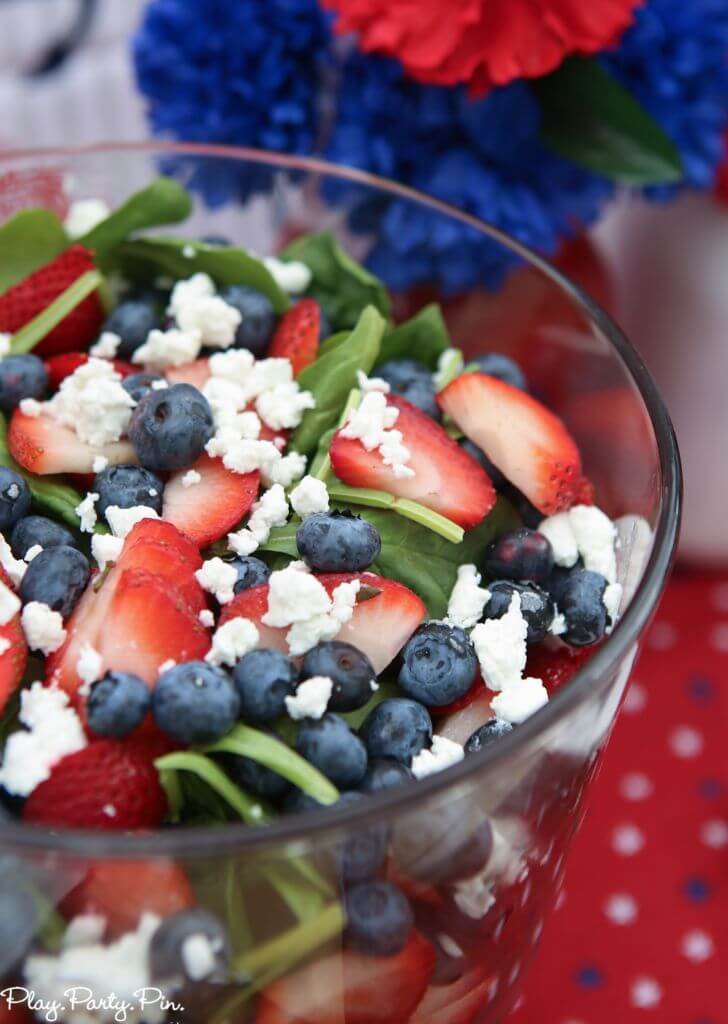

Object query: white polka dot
[630,977,663,1009]
[612,824,645,856]
[669,725,703,758]
[620,772,653,801]
[647,622,677,650]
[623,682,647,714]
[710,622,728,652]
[711,582,728,611]
[604,892,638,925]
[681,929,714,963]
[700,818,728,849]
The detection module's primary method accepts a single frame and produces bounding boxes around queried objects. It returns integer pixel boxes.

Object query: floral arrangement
[133,0,728,293]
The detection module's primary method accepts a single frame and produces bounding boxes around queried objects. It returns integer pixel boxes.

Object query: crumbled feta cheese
[411,735,465,779]
[24,544,42,562]
[437,934,465,959]
[205,617,259,667]
[0,580,20,626]
[537,511,579,568]
[263,451,307,489]
[182,243,196,258]
[181,932,220,981]
[256,380,315,431]
[228,483,289,556]
[91,532,124,572]
[356,370,390,394]
[568,504,618,582]
[0,333,11,358]
[290,475,329,518]
[603,581,623,629]
[199,608,215,628]
[75,491,99,533]
[63,913,107,949]
[286,578,361,657]
[0,683,87,796]
[209,436,282,477]
[105,504,159,538]
[46,357,135,445]
[182,469,202,488]
[491,676,549,724]
[21,602,66,654]
[471,593,528,691]
[285,675,333,720]
[19,397,42,417]
[132,326,202,370]
[63,197,110,238]
[92,454,109,473]
[0,532,26,586]
[152,378,169,390]
[452,872,495,920]
[168,272,215,316]
[549,611,567,636]
[340,391,414,479]
[263,256,313,294]
[207,347,256,382]
[76,643,103,693]
[263,563,360,656]
[447,564,490,629]
[195,558,237,605]
[90,330,121,359]
[177,293,241,349]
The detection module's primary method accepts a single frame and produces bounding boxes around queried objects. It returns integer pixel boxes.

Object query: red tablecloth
[509,571,727,1024]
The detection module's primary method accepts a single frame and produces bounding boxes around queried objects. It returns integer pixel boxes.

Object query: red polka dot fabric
[508,570,727,1024]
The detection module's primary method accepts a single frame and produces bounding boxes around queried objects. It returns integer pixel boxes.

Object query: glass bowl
[0,143,680,1024]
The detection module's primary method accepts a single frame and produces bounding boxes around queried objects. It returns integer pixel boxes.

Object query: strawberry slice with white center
[8,409,135,475]
[330,395,495,530]
[437,689,496,747]
[218,582,287,654]
[163,454,260,548]
[256,931,435,1024]
[267,297,320,376]
[0,566,27,716]
[166,358,211,390]
[438,373,583,516]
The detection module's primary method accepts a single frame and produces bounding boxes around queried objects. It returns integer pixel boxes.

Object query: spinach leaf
[155,751,272,825]
[291,305,385,454]
[377,303,451,370]
[77,177,192,266]
[115,236,290,313]
[0,209,68,293]
[10,270,104,355]
[281,232,391,330]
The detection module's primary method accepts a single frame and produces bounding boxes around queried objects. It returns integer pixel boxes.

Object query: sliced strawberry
[22,737,168,830]
[0,245,104,357]
[0,168,69,222]
[0,566,27,716]
[62,857,193,938]
[438,373,583,516]
[410,968,494,1024]
[257,931,435,1024]
[433,672,486,717]
[163,454,259,548]
[0,1001,34,1022]
[525,642,595,696]
[118,538,207,615]
[438,689,496,746]
[8,409,136,475]
[46,351,136,390]
[574,474,596,506]
[331,396,495,530]
[218,583,289,655]
[268,297,320,376]
[166,358,211,389]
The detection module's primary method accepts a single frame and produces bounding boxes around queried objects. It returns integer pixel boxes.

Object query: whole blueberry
[544,563,582,607]
[360,699,432,765]
[152,661,240,744]
[103,299,159,359]
[301,641,376,713]
[0,354,48,413]
[219,284,277,356]
[296,510,381,573]
[559,569,608,647]
[318,304,332,340]
[128,383,214,473]
[10,515,75,559]
[233,648,298,724]
[400,379,440,420]
[228,555,270,594]
[0,467,31,531]
[377,359,431,391]
[149,908,230,985]
[484,528,554,584]
[86,672,151,737]
[296,713,368,789]
[336,793,389,883]
[122,371,165,404]
[399,623,477,707]
[20,545,89,618]
[483,580,554,644]
[225,752,291,801]
[465,719,514,755]
[0,882,38,975]
[358,758,414,794]
[459,438,506,489]
[469,353,527,391]
[94,464,164,518]
[511,491,544,529]
[345,881,413,956]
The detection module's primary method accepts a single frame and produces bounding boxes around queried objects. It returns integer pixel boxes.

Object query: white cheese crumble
[199,608,215,628]
[0,579,21,625]
[471,592,528,692]
[168,272,241,349]
[181,932,220,981]
[290,475,329,518]
[90,330,121,359]
[168,272,215,317]
[105,504,159,538]
[263,256,312,294]
[132,326,202,370]
[182,244,196,258]
[603,581,623,630]
[264,451,307,489]
[452,872,496,920]
[19,397,42,417]
[92,454,109,473]
[152,378,169,390]
[195,558,238,605]
[549,611,567,636]
[0,532,27,586]
[205,617,259,667]
[91,532,124,572]
[0,683,87,796]
[63,913,107,948]
[75,491,99,533]
[537,511,579,568]
[76,643,103,694]
[446,564,490,629]
[256,380,316,430]
[262,562,361,656]
[46,358,135,446]
[284,675,333,720]
[0,332,10,358]
[24,544,42,562]
[228,484,289,556]
[411,735,465,779]
[63,197,110,238]
[181,469,202,488]
[21,602,66,654]
[356,370,390,394]
[539,504,618,582]
[491,677,549,724]
[339,390,414,479]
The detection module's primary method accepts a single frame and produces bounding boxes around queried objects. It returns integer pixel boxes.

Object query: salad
[0,179,627,1022]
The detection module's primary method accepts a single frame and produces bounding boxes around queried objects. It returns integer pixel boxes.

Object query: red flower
[323,0,642,94]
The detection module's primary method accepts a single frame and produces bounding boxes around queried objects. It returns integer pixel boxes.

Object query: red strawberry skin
[525,643,596,696]
[268,298,320,376]
[46,351,135,390]
[330,395,495,530]
[8,408,136,475]
[0,245,104,357]
[166,358,211,390]
[163,454,260,548]
[0,566,27,716]
[23,738,168,829]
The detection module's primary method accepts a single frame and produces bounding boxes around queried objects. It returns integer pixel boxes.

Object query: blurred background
[0,1,726,1021]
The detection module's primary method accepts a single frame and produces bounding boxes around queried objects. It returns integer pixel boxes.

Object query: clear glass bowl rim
[0,142,681,857]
